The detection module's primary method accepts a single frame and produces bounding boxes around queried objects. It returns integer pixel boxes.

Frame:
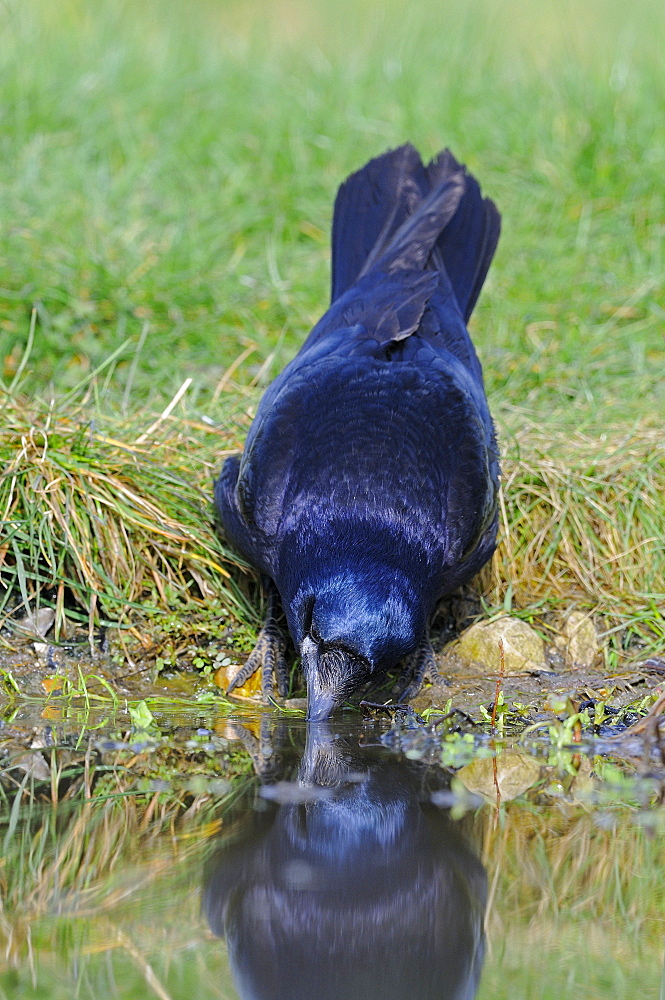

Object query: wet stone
[285,697,308,711]
[13,608,55,639]
[562,611,599,670]
[452,616,550,675]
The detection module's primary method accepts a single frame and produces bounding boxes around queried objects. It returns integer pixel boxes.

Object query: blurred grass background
[2,0,663,419]
[0,0,663,652]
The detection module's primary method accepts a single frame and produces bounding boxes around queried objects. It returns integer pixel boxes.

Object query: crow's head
[296,577,422,721]
[301,636,370,721]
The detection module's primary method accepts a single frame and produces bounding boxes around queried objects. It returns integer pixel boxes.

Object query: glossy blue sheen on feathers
[215,144,501,717]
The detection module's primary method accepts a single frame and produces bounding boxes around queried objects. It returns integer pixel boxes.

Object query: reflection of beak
[301,636,342,722]
[300,719,346,786]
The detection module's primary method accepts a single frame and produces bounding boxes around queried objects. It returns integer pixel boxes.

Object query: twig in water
[491,637,505,730]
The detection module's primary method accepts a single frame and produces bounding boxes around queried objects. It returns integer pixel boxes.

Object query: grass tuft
[489,422,665,654]
[0,390,254,632]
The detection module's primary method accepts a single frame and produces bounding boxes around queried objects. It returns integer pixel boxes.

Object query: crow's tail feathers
[330,144,500,323]
[424,149,501,322]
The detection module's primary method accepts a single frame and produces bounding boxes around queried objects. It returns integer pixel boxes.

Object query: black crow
[215,144,500,720]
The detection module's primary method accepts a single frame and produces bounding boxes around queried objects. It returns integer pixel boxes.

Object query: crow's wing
[229,310,498,581]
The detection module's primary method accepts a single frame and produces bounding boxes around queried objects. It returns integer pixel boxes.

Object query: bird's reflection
[204,721,486,1000]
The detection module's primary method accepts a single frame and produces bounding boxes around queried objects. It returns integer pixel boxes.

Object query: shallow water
[0,704,663,999]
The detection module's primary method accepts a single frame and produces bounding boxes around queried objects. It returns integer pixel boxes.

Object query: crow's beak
[301,635,342,722]
[306,687,339,723]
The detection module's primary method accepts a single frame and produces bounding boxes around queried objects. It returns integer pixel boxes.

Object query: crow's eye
[310,625,322,644]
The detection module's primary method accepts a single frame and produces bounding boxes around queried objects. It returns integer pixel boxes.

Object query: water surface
[0,705,663,999]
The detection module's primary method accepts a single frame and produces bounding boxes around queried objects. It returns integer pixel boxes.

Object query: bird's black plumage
[215,144,500,719]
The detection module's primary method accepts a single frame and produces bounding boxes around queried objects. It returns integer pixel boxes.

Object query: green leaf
[129,700,155,730]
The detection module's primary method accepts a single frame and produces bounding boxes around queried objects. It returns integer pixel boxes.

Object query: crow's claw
[394,634,436,703]
[227,582,289,700]
[227,625,288,699]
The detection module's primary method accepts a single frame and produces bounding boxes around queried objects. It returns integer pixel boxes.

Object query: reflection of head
[204,727,486,1000]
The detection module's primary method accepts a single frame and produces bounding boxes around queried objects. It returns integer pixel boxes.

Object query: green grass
[0,0,663,658]
[1,0,663,415]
